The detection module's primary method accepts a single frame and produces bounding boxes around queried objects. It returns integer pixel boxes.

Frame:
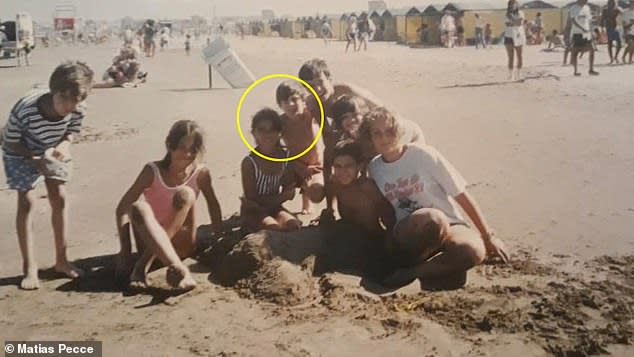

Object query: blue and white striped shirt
[2,89,86,158]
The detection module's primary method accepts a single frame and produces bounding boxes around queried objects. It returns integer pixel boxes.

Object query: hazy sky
[2,0,441,22]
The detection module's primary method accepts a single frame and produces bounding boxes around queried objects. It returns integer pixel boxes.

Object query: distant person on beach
[185,34,192,56]
[114,120,224,291]
[533,12,544,44]
[504,0,527,80]
[441,11,456,48]
[363,107,510,288]
[94,45,147,89]
[143,20,156,57]
[277,80,325,214]
[240,109,301,232]
[456,15,465,46]
[159,28,169,51]
[622,1,634,64]
[2,61,94,290]
[546,30,566,49]
[358,15,375,51]
[484,23,493,46]
[320,21,333,45]
[569,0,599,76]
[474,13,486,49]
[345,16,359,53]
[601,0,623,64]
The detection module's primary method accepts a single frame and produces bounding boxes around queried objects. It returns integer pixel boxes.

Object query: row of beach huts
[249,1,622,46]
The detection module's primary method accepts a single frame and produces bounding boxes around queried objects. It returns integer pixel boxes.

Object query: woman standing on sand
[504,0,526,81]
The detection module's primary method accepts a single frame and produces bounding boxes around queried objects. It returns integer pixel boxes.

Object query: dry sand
[1,36,633,356]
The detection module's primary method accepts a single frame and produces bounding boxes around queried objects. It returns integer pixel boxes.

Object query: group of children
[2,58,509,292]
[241,59,508,287]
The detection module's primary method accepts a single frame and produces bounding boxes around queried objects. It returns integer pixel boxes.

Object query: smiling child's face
[332,155,360,186]
[252,119,281,149]
[369,117,400,156]
[280,93,306,118]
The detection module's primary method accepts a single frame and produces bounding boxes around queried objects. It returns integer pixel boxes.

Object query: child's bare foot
[20,270,40,290]
[54,261,84,279]
[166,264,196,291]
[300,209,312,215]
[129,266,149,288]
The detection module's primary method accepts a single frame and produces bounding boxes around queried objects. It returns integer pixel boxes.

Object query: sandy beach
[1,36,633,356]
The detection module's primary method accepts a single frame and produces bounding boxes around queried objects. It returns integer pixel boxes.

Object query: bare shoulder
[197,165,213,185]
[131,163,155,189]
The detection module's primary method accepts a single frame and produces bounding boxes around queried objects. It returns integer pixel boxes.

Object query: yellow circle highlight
[236,74,325,162]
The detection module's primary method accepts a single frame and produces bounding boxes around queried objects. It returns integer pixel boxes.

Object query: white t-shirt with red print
[368,144,467,226]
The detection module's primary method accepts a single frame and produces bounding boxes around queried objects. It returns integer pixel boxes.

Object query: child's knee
[284,219,301,231]
[130,201,152,223]
[172,187,196,210]
[409,209,450,236]
[17,192,36,213]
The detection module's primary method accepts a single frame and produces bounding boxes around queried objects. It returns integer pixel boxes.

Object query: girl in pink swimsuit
[115,120,224,290]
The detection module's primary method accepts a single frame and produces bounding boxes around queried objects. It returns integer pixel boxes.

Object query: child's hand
[483,233,510,263]
[47,144,71,162]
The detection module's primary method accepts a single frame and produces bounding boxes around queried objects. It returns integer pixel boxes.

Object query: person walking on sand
[569,0,599,75]
[622,1,634,64]
[345,16,359,53]
[601,0,623,64]
[474,13,486,49]
[504,0,527,80]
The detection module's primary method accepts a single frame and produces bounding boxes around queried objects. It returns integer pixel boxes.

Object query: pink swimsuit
[143,162,201,228]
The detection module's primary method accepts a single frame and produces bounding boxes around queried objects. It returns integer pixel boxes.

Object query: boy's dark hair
[298,58,331,81]
[252,108,282,132]
[331,95,368,129]
[49,61,94,100]
[275,80,307,106]
[332,139,362,163]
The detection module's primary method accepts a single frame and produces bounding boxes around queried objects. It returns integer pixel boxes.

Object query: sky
[1,0,516,23]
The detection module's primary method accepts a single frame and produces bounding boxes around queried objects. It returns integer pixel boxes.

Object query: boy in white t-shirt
[569,0,599,76]
[363,107,509,289]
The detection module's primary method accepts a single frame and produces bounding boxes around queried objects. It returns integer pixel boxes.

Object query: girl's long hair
[507,0,519,18]
[159,120,206,169]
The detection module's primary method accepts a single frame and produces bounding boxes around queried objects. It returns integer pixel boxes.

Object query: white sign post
[202,37,255,89]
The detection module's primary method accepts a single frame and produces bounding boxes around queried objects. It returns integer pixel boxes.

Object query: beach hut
[421,5,443,45]
[393,8,410,43]
[369,10,385,40]
[404,7,424,44]
[443,2,507,42]
[381,10,398,41]
[520,1,563,35]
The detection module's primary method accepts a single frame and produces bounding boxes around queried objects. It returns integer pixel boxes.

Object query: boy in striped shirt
[2,61,94,290]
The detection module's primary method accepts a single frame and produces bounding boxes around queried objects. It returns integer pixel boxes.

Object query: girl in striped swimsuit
[240,108,301,232]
